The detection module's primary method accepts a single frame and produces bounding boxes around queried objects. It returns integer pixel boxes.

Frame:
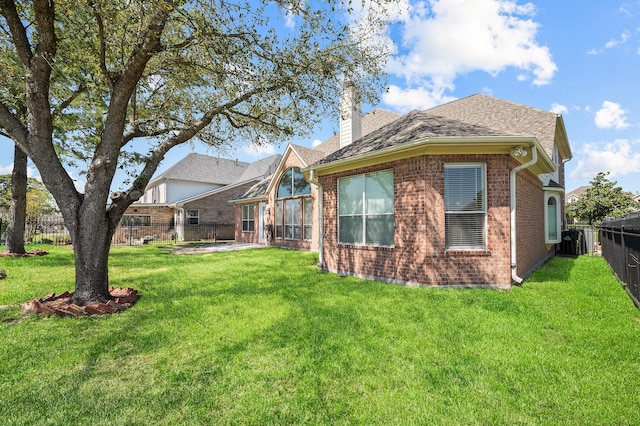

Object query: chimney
[339,81,362,149]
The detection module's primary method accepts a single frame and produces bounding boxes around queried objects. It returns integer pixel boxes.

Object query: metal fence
[558,225,601,257]
[600,212,640,308]
[0,215,235,246]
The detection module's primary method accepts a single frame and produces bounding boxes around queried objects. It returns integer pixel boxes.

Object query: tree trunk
[5,145,28,254]
[68,211,116,306]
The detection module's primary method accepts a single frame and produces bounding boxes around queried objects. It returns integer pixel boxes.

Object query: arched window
[277,167,310,198]
[275,167,312,241]
[545,193,561,244]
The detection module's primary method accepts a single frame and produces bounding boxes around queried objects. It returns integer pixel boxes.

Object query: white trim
[544,192,562,244]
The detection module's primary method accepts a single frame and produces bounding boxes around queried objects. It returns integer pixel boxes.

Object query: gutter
[308,169,323,267]
[510,145,538,285]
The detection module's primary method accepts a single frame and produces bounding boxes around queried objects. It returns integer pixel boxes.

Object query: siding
[319,154,516,287]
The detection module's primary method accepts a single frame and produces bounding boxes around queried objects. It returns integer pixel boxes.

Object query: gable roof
[314,110,516,166]
[149,153,250,186]
[236,154,282,182]
[313,108,403,155]
[427,94,572,160]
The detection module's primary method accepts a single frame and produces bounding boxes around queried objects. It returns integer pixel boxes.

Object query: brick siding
[318,154,543,287]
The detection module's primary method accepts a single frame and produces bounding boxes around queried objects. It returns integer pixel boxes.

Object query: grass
[1,246,640,425]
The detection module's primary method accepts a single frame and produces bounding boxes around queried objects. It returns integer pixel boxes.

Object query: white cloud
[550,103,568,115]
[604,31,631,49]
[382,84,457,112]
[311,139,323,148]
[241,143,279,158]
[383,0,556,111]
[594,101,630,129]
[570,139,640,180]
[589,31,631,54]
[0,165,11,175]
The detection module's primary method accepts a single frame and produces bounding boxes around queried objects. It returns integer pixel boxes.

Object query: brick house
[123,153,280,241]
[235,92,572,287]
[231,93,401,249]
[305,94,572,287]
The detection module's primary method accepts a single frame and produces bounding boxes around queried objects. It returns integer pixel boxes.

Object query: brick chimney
[339,82,362,149]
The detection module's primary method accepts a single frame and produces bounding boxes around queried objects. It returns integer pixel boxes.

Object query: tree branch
[0,100,29,153]
[52,83,86,118]
[0,0,34,67]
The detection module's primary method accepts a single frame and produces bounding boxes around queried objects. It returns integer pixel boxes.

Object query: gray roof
[151,153,250,185]
[232,177,271,201]
[236,154,282,182]
[314,110,515,166]
[313,108,403,156]
[289,144,327,166]
[427,94,560,158]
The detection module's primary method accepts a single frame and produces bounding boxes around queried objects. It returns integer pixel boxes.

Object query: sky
[2,0,640,195]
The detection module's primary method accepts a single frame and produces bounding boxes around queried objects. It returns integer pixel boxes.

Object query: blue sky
[2,0,640,194]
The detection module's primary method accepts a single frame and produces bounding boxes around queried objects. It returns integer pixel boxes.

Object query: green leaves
[567,172,639,225]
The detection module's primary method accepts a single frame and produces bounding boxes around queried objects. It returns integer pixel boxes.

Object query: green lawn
[1,246,639,425]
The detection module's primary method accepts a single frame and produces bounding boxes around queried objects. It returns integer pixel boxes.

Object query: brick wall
[123,205,174,223]
[318,154,519,287]
[515,165,553,277]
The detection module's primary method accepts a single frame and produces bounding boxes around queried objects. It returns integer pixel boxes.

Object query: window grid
[186,209,199,226]
[242,204,255,232]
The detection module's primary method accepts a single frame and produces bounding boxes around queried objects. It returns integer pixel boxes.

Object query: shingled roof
[314,110,516,166]
[427,93,570,159]
[150,153,249,185]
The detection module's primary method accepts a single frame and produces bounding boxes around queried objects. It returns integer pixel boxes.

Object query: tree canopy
[0,0,393,304]
[0,174,57,217]
[566,172,639,225]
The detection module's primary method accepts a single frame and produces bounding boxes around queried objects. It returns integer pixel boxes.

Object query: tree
[566,172,639,225]
[0,173,57,216]
[0,0,391,305]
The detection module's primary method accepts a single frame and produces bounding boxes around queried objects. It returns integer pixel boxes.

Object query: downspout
[510,145,537,284]
[309,169,323,267]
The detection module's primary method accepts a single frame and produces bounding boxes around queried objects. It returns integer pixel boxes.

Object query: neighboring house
[124,153,281,241]
[565,186,590,204]
[236,91,572,288]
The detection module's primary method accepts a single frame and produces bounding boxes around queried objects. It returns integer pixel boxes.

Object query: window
[545,193,561,244]
[242,204,255,232]
[338,170,394,246]
[275,200,283,238]
[444,163,486,250]
[274,167,311,241]
[303,198,312,240]
[186,209,199,225]
[277,167,311,198]
[121,215,151,227]
[284,199,301,239]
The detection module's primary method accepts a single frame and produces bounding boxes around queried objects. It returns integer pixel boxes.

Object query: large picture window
[274,167,311,241]
[242,204,255,232]
[444,163,486,250]
[338,170,394,246]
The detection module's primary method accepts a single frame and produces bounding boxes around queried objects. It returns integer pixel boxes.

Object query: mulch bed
[22,287,139,317]
[0,249,49,258]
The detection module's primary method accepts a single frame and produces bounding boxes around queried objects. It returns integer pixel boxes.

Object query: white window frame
[544,192,562,244]
[338,169,394,247]
[186,209,199,226]
[444,163,487,250]
[242,204,255,232]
